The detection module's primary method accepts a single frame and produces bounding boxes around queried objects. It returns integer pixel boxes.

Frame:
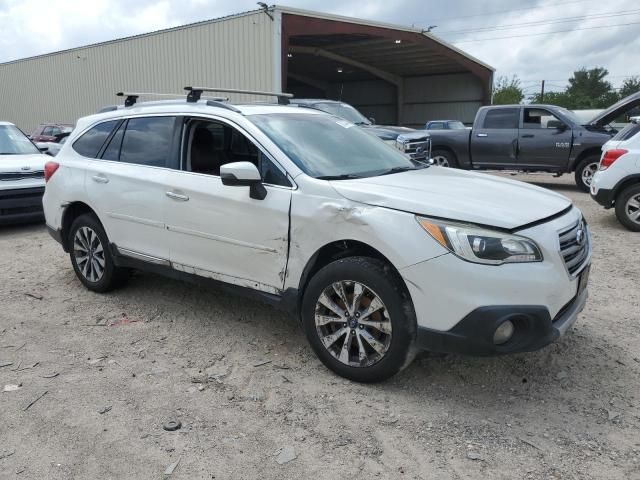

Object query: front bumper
[0,187,45,225]
[415,287,588,355]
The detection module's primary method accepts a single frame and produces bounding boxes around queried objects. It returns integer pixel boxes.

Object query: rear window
[483,108,519,129]
[611,122,640,142]
[72,121,119,158]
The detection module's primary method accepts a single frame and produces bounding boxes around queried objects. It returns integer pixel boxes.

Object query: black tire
[301,256,417,383]
[431,148,458,168]
[614,184,640,232]
[574,156,600,192]
[68,214,129,292]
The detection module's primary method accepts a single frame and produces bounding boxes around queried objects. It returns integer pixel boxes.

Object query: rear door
[81,116,180,262]
[517,107,572,169]
[470,107,520,168]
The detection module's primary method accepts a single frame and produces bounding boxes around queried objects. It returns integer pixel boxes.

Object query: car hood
[0,153,47,173]
[330,167,572,230]
[362,124,429,141]
[588,91,640,126]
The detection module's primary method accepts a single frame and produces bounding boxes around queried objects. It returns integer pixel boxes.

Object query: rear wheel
[431,149,458,168]
[574,156,600,192]
[301,257,416,383]
[68,214,129,292]
[615,184,640,232]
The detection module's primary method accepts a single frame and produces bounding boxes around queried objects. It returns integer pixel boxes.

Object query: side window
[72,120,119,158]
[185,119,291,187]
[429,122,444,130]
[101,121,126,161]
[42,126,53,136]
[50,127,62,137]
[523,108,562,129]
[483,108,519,129]
[119,117,176,167]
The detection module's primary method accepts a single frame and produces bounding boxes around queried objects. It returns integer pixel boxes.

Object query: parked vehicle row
[42,88,591,382]
[426,93,640,191]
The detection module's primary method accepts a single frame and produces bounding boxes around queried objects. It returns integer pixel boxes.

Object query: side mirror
[220,161,266,200]
[547,120,566,131]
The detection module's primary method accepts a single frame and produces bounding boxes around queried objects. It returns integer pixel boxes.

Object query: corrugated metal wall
[0,11,275,133]
[327,73,484,128]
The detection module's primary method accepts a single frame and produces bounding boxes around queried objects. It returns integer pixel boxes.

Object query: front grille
[0,171,44,181]
[558,218,590,276]
[396,138,431,159]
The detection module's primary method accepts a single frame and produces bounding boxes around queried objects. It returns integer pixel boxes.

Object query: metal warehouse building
[0,5,494,132]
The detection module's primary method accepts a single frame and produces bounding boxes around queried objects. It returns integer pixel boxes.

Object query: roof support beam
[287,72,330,93]
[289,46,402,87]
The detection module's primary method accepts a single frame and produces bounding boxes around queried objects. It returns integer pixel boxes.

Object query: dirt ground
[1,173,639,480]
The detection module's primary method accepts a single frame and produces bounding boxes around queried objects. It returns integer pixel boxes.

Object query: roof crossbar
[184,86,294,105]
[116,92,140,107]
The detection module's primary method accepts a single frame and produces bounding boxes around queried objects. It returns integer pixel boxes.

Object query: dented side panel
[284,178,449,291]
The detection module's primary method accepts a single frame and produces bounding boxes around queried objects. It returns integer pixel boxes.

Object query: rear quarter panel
[427,129,473,168]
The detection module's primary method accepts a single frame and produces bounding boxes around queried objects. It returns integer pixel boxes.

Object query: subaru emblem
[576,228,585,246]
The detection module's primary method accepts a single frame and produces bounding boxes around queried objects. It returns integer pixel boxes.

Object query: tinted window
[523,108,563,129]
[611,122,640,142]
[483,108,519,129]
[428,122,444,130]
[259,153,290,187]
[101,121,125,161]
[73,120,119,158]
[120,117,175,167]
[42,126,53,136]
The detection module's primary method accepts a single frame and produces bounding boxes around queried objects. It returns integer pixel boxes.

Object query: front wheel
[574,156,600,192]
[615,184,640,232]
[431,149,458,168]
[301,257,416,383]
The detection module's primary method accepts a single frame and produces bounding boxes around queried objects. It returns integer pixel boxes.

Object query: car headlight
[416,217,543,265]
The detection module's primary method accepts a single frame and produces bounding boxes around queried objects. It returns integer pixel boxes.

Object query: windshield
[0,125,40,155]
[249,113,422,179]
[310,103,371,125]
[564,108,590,125]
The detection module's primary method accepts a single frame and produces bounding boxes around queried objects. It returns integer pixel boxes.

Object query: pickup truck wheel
[301,257,417,383]
[615,184,640,232]
[431,149,458,168]
[574,157,599,192]
[68,214,129,292]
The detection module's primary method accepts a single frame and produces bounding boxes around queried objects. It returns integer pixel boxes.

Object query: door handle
[166,191,189,202]
[476,133,488,137]
[92,174,109,184]
[521,134,535,138]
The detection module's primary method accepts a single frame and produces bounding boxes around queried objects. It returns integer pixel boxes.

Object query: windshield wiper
[316,173,364,180]
[378,166,422,176]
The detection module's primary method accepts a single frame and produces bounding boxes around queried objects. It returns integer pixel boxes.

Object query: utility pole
[540,80,545,102]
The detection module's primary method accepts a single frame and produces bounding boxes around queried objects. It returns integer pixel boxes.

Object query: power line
[440,9,640,35]
[452,20,640,43]
[427,0,594,23]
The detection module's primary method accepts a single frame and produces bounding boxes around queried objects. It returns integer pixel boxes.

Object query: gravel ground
[1,173,639,480]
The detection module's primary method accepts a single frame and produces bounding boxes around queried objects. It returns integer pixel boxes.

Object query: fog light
[493,320,515,345]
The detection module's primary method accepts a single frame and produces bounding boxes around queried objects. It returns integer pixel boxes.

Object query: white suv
[43,89,592,382]
[591,120,640,231]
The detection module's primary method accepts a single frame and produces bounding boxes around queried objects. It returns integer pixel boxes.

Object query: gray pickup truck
[427,92,640,191]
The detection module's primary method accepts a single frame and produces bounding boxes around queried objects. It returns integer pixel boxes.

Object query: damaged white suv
[43,88,591,382]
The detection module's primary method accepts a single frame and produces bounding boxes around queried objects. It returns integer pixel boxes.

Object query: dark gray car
[291,99,431,161]
[427,92,640,191]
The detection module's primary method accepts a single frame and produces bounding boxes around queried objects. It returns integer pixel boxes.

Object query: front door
[517,107,573,169]
[165,117,292,294]
[470,107,520,168]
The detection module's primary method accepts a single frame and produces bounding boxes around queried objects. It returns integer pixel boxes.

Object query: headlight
[416,217,543,265]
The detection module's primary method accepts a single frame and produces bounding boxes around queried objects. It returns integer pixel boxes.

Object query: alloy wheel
[432,155,450,167]
[581,162,599,187]
[625,193,640,225]
[314,281,392,367]
[73,226,105,282]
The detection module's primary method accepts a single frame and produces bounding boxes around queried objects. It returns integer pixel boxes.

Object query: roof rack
[184,86,293,105]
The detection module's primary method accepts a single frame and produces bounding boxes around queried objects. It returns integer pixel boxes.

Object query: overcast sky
[1,0,638,95]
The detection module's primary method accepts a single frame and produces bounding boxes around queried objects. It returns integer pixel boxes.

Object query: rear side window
[73,120,119,158]
[101,121,126,161]
[483,108,519,129]
[611,122,640,142]
[119,117,175,167]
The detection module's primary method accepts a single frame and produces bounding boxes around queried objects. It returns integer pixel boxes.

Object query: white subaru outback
[43,89,592,382]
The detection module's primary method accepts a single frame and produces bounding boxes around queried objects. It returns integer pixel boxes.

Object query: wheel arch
[60,201,100,252]
[613,174,640,201]
[571,147,602,172]
[292,239,411,318]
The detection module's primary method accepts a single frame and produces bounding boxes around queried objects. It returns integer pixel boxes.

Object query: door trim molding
[118,247,171,266]
[107,212,165,229]
[166,224,279,253]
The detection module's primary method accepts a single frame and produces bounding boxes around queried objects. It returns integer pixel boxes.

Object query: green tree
[618,76,640,98]
[529,90,572,107]
[492,75,524,105]
[565,67,617,108]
